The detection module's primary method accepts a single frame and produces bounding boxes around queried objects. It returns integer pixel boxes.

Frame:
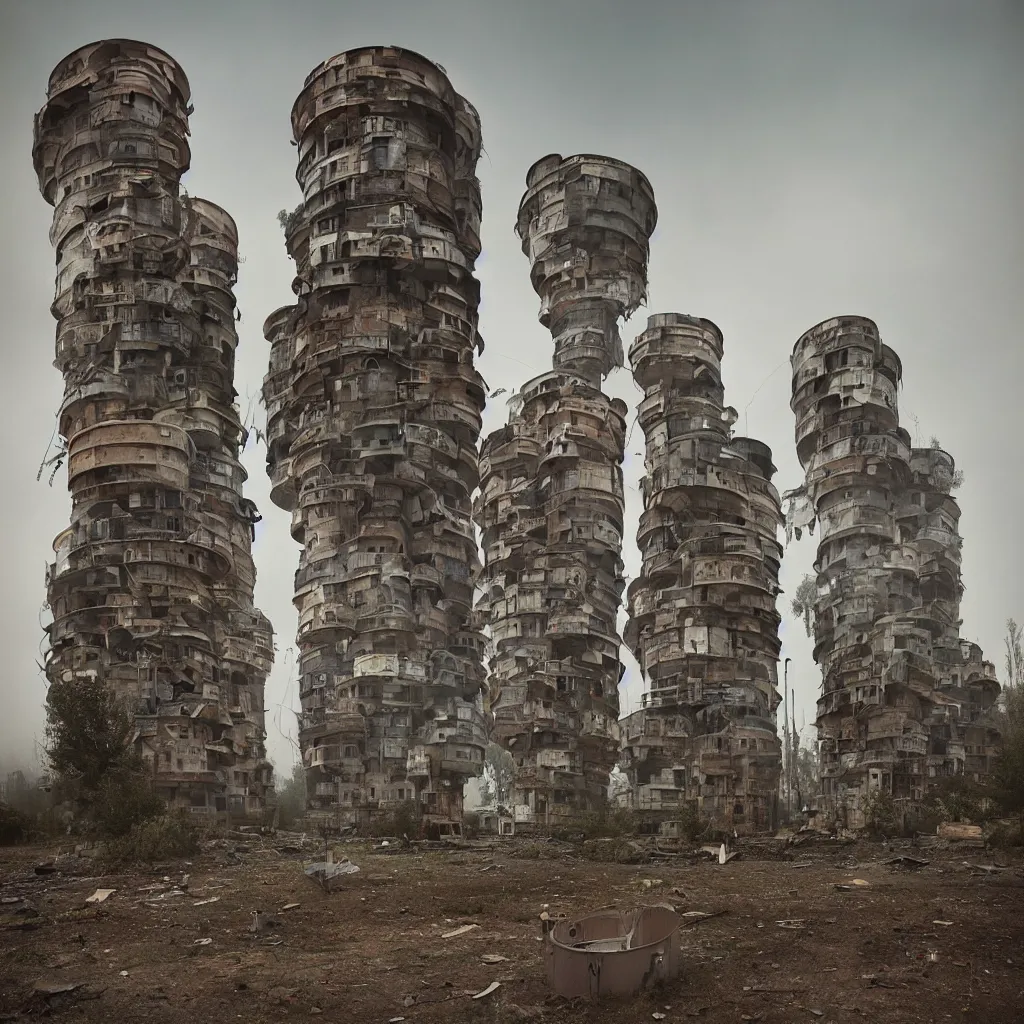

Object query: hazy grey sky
[1,0,1021,773]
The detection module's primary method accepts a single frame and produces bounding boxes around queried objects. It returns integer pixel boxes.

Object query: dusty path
[1,839,1021,1023]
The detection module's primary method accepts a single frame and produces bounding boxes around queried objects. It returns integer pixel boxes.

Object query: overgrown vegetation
[0,804,33,846]
[992,619,1024,835]
[862,790,903,837]
[927,436,965,490]
[1004,618,1023,690]
[0,771,56,845]
[550,802,709,847]
[43,676,201,860]
[45,677,139,792]
[277,204,304,237]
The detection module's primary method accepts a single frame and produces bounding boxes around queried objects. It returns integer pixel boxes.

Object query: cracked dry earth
[1,840,1022,1023]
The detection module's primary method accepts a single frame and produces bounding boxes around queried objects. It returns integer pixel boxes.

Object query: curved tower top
[33,39,192,205]
[291,46,457,143]
[516,153,658,384]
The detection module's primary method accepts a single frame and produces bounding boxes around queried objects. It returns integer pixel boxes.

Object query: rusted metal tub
[543,905,682,998]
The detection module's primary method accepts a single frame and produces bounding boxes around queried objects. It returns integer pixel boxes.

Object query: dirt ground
[1,834,1022,1024]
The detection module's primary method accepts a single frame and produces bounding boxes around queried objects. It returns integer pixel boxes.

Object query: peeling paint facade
[33,39,274,817]
[786,315,1000,828]
[475,155,657,826]
[621,315,784,832]
[262,48,488,826]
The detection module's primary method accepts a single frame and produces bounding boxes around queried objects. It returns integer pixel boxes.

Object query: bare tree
[478,743,515,809]
[1006,618,1023,691]
[791,575,817,637]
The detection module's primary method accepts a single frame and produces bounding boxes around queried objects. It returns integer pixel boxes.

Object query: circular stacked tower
[790,316,1003,824]
[264,47,488,827]
[34,40,273,817]
[790,316,917,825]
[518,155,655,387]
[475,155,656,827]
[179,200,276,815]
[622,314,784,832]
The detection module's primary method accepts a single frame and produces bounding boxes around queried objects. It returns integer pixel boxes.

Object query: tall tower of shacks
[33,39,274,817]
[263,47,488,826]
[788,315,1000,828]
[475,155,657,827]
[620,315,784,832]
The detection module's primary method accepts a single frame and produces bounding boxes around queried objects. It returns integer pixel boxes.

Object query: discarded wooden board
[85,889,115,904]
[442,923,480,939]
[937,822,983,840]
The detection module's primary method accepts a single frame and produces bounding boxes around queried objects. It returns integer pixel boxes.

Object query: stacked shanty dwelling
[33,39,273,817]
[787,315,999,827]
[475,155,657,828]
[621,314,784,832]
[263,48,488,827]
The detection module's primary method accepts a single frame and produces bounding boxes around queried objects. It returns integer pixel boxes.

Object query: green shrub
[993,683,1024,826]
[45,677,138,791]
[862,790,903,836]
[104,812,200,864]
[673,803,709,842]
[93,772,166,838]
[548,806,640,842]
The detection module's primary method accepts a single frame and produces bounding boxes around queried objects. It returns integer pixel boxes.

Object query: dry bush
[0,804,32,846]
[365,800,422,839]
[862,790,903,837]
[581,837,642,863]
[104,812,201,865]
